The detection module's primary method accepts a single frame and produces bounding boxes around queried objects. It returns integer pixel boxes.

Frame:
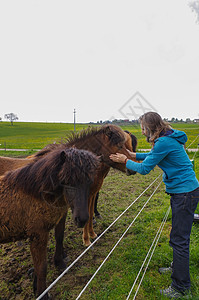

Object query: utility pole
[74,108,76,131]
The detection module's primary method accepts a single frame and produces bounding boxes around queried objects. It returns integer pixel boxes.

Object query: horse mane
[124,130,137,152]
[64,124,126,147]
[3,148,100,201]
[33,143,64,158]
[33,125,126,160]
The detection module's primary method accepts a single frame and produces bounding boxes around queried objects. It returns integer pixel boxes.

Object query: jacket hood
[168,129,187,145]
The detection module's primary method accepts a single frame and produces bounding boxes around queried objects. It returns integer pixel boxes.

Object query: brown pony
[0,148,100,299]
[0,124,137,268]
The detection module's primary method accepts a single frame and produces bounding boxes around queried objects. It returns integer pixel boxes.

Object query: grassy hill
[0,122,89,151]
[0,121,198,155]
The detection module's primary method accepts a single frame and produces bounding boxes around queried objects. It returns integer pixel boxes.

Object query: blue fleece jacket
[126,130,199,193]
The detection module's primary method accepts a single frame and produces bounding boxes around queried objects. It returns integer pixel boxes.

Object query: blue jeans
[169,187,199,293]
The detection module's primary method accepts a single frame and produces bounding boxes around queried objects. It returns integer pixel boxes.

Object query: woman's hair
[139,112,171,145]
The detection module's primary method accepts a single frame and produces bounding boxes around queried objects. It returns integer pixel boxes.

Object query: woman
[110,112,199,298]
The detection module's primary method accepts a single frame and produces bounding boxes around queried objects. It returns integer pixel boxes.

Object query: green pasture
[0,121,198,154]
[0,122,89,151]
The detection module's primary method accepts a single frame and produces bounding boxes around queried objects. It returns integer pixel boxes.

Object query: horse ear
[104,125,113,139]
[60,151,66,163]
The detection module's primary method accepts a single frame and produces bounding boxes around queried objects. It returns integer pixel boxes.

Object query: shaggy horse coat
[0,124,137,268]
[0,148,99,298]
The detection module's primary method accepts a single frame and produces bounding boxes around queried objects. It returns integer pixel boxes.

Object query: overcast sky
[0,0,199,123]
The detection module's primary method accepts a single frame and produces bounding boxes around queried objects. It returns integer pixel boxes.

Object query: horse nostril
[126,169,137,176]
[74,216,89,228]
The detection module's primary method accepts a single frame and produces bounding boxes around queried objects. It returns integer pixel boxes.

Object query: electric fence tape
[186,134,199,150]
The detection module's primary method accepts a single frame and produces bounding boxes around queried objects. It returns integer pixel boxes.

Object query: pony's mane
[3,148,99,201]
[33,125,126,159]
[64,124,126,147]
[34,143,64,158]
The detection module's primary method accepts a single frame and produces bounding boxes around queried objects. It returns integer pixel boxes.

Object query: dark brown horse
[0,148,99,299]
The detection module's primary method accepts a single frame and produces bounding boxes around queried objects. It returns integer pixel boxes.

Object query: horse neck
[67,133,109,156]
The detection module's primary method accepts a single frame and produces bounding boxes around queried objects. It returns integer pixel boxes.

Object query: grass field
[0,121,198,153]
[0,122,89,151]
[0,121,198,299]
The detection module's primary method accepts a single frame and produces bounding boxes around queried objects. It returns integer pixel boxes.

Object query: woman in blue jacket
[110,112,199,298]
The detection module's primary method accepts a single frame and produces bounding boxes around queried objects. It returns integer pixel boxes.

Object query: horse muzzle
[74,215,89,228]
[126,168,137,176]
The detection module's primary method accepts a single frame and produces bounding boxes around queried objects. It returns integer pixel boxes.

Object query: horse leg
[82,194,98,246]
[94,192,100,217]
[30,231,49,299]
[88,193,98,239]
[82,195,94,246]
[82,223,90,246]
[54,212,67,270]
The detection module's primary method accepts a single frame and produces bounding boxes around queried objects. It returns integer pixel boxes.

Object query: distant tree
[186,118,191,123]
[0,117,2,122]
[171,117,176,123]
[189,0,199,23]
[4,113,19,125]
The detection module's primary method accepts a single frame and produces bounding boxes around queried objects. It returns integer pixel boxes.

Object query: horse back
[0,156,33,176]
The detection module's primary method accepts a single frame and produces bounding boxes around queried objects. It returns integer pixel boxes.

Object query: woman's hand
[109,153,128,164]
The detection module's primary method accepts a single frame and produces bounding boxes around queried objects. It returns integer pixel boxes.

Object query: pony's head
[99,125,137,173]
[58,148,100,227]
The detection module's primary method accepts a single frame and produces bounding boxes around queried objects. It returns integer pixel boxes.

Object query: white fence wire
[75,180,163,299]
[37,174,162,300]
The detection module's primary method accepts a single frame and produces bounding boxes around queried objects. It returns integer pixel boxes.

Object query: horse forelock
[101,124,126,146]
[59,148,100,186]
